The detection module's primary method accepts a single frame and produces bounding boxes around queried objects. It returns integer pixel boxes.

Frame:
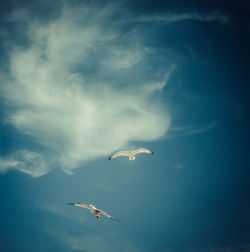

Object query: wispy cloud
[143,65,176,94]
[0,2,172,176]
[0,151,51,177]
[128,11,228,24]
[168,122,217,139]
[0,158,19,172]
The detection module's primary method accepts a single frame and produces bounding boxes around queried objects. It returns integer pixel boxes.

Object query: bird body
[69,203,120,222]
[109,148,154,160]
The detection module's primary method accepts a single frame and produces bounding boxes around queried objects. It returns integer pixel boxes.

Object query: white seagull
[108,148,154,160]
[69,203,121,222]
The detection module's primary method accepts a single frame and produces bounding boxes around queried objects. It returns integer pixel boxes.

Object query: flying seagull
[108,148,154,160]
[69,203,121,222]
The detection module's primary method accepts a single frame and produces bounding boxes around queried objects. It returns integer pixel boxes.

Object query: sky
[0,0,249,251]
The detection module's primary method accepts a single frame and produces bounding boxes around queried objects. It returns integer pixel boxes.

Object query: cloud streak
[168,122,217,139]
[0,151,51,177]
[127,11,228,24]
[0,2,172,176]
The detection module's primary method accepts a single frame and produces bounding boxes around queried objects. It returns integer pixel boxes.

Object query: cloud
[0,158,19,172]
[143,65,176,94]
[168,122,217,138]
[0,151,51,177]
[0,2,172,176]
[128,11,228,24]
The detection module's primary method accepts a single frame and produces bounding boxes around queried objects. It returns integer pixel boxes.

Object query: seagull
[69,203,121,222]
[108,148,154,160]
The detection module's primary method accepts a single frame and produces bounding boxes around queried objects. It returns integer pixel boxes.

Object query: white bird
[108,148,154,160]
[69,203,121,222]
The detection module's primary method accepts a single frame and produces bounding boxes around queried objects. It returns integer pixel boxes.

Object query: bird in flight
[69,203,121,222]
[108,148,154,160]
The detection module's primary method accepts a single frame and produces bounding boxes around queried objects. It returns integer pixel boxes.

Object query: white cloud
[1,2,172,176]
[0,158,19,171]
[0,151,50,177]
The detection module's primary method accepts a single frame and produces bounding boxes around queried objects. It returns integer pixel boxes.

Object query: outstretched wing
[134,148,154,155]
[108,151,130,160]
[100,210,121,222]
[69,203,91,209]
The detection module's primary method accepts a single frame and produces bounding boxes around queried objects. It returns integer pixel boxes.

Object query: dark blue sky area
[0,0,249,251]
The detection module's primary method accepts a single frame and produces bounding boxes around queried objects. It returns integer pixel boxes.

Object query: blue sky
[0,0,249,251]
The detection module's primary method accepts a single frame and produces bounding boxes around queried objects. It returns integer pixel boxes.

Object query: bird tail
[69,202,76,205]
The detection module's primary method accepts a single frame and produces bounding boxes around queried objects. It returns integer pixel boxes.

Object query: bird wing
[108,151,130,160]
[69,203,91,209]
[134,148,154,155]
[100,210,121,222]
